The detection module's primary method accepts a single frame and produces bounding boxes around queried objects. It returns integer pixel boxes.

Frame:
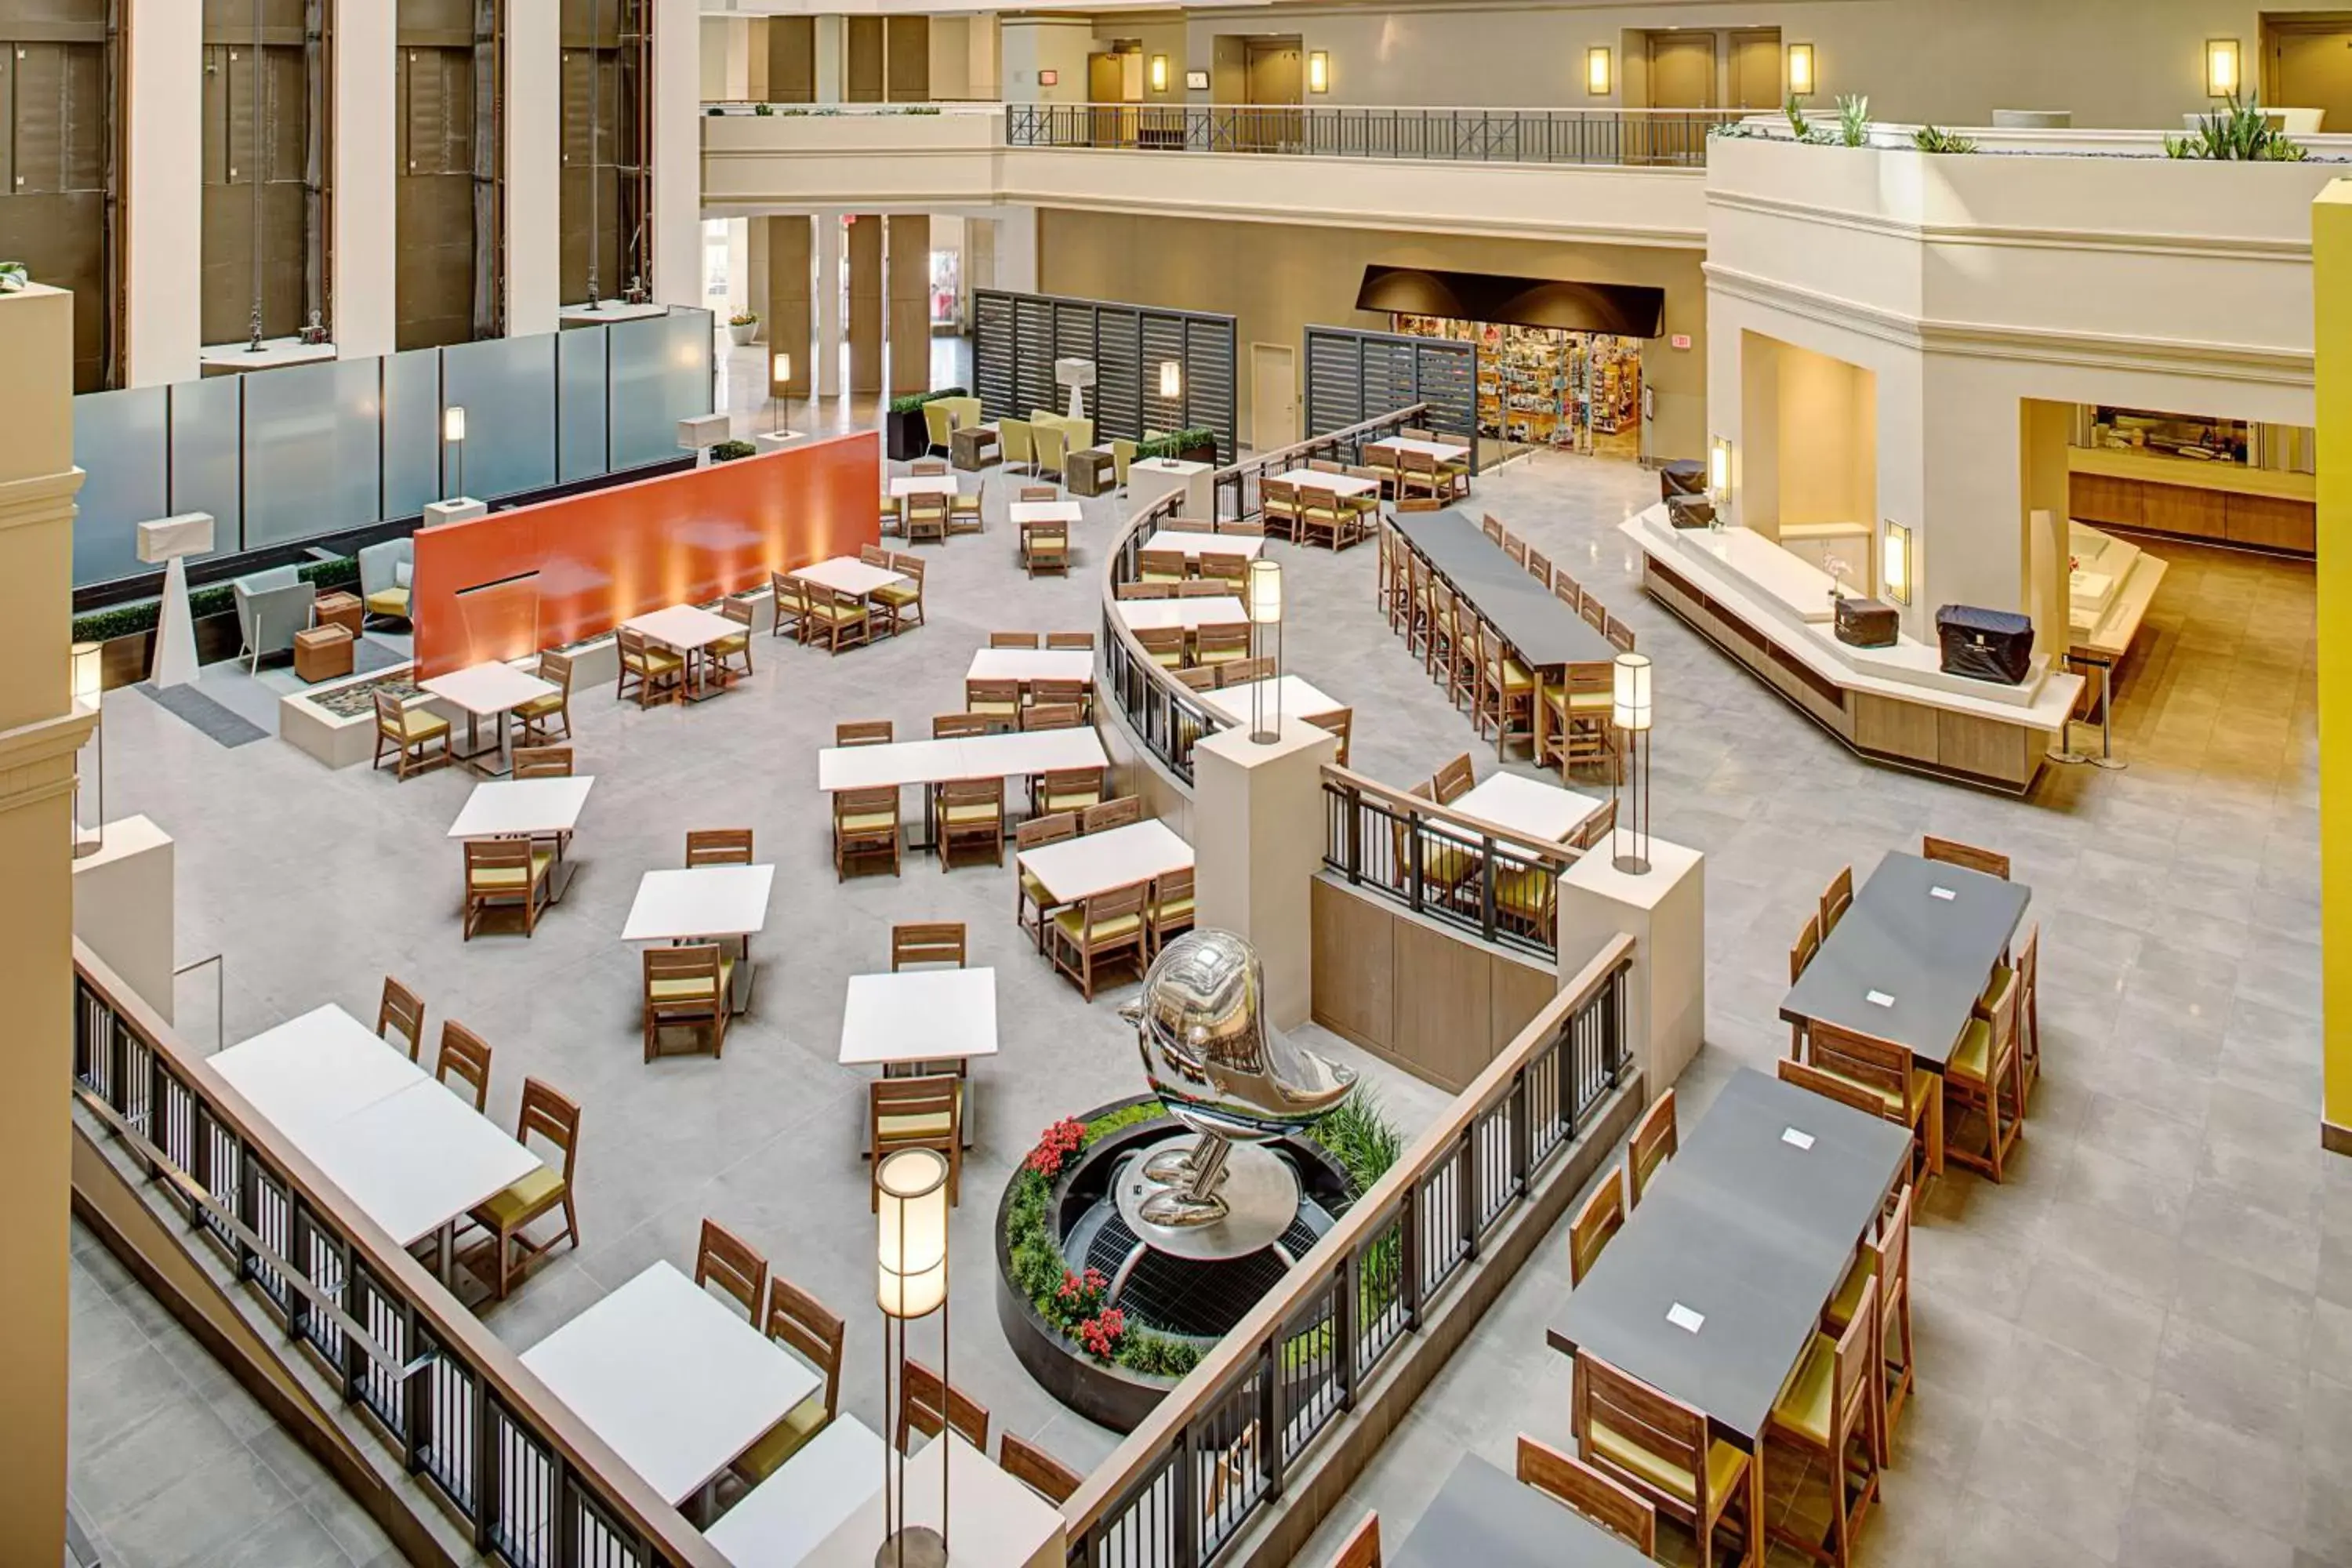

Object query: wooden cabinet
[2224,492,2318,554]
[2071,468,2314,556]
[2138,480,2228,543]
[2067,473,2143,529]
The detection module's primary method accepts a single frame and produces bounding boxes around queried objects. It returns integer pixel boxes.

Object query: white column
[1556,838,1705,1094]
[652,0,702,307]
[125,0,201,384]
[72,817,176,1025]
[992,205,1038,294]
[506,2,561,333]
[816,210,844,397]
[333,2,397,360]
[1191,719,1340,1031]
[815,15,845,103]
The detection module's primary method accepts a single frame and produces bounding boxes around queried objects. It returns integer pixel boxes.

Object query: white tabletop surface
[1139,529,1265,561]
[959,728,1108,779]
[889,475,961,498]
[797,1435,1065,1568]
[816,729,1108,791]
[421,661,559,717]
[448,777,596,838]
[793,557,906,597]
[308,1079,543,1248]
[622,864,777,941]
[1270,468,1381,497]
[522,1262,820,1505]
[1385,437,1472,461]
[967,648,1095,684]
[626,604,742,651]
[705,1417,886,1568]
[839,968,999,1065]
[1116,596,1248,632]
[212,1004,424,1139]
[1010,501,1083,526]
[1196,675,1344,728]
[1016,818,1193,906]
[1130,457,1208,477]
[1446,772,1606,844]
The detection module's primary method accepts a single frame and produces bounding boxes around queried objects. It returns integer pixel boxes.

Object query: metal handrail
[1060,934,1636,1563]
[1008,102,1743,168]
[68,942,729,1568]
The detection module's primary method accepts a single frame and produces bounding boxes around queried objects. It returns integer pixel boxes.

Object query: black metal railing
[1319,770,1587,960]
[1007,103,1740,169]
[68,945,725,1568]
[1064,938,1634,1566]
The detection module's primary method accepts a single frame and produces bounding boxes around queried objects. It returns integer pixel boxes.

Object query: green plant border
[886,384,971,416]
[1136,426,1217,461]
[72,554,362,644]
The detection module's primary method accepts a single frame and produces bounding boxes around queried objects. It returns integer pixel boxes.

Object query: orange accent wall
[409,431,880,679]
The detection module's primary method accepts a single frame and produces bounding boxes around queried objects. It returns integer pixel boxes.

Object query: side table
[295,625,355,684]
[314,590,365,638]
[951,425,1001,471]
[1069,447,1115,497]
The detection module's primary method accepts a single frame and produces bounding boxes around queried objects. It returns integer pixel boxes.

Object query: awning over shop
[1355,265,1664,338]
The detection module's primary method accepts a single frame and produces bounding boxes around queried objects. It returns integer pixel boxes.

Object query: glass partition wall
[0,0,122,390]
[200,0,326,350]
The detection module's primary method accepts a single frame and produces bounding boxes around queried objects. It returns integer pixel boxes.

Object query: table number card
[1780,1127,1816,1151]
[1929,885,1957,902]
[1866,989,1896,1007]
[1666,1303,1706,1334]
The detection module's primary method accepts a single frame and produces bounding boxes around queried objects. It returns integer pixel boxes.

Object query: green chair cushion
[1054,909,1141,943]
[735,1395,831,1483]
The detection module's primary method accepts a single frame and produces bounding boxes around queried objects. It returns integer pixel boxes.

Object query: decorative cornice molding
[0,706,96,815]
[1706,188,2313,264]
[0,467,85,536]
[991,185,1707,249]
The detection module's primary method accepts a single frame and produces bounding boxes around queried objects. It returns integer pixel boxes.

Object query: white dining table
[1116,596,1247,633]
[1195,675,1344,729]
[965,647,1095,684]
[839,967,998,1066]
[1385,437,1472,463]
[1444,772,1606,844]
[1269,468,1381,498]
[703,1417,887,1568]
[622,863,777,1011]
[1138,529,1265,561]
[795,1435,1066,1568]
[522,1261,820,1511]
[419,661,559,777]
[624,604,742,702]
[889,474,960,499]
[816,728,1109,792]
[793,557,906,597]
[1016,818,1193,906]
[1009,501,1082,527]
[447,776,595,898]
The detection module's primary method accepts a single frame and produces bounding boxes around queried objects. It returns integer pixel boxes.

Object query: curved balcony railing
[1009,103,1741,168]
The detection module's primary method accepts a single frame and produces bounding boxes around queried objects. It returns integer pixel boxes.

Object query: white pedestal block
[71,815,176,1023]
[753,431,806,454]
[678,413,731,455]
[1190,717,1338,1031]
[1557,834,1705,1094]
[424,497,488,527]
[1127,459,1213,523]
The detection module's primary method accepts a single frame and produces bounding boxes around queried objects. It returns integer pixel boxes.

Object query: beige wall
[1773,339,1877,526]
[1037,207,1708,459]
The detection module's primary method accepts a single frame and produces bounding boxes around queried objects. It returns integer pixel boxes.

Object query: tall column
[1192,720,1339,1031]
[816,211,844,398]
[124,0,201,385]
[506,2,561,332]
[847,215,884,395]
[815,15,846,103]
[651,0,702,307]
[992,206,1039,295]
[0,284,96,1568]
[886,216,931,396]
[764,216,813,399]
[2314,181,2352,1156]
[333,0,397,360]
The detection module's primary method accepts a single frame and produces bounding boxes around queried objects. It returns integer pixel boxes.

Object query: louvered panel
[560,48,595,168]
[227,45,258,184]
[1054,301,1093,414]
[262,45,305,183]
[1414,341,1479,453]
[1366,339,1417,418]
[1094,307,1140,442]
[973,289,1016,419]
[1185,317,1236,463]
[1303,329,1363,437]
[1139,313,1185,437]
[11,44,65,194]
[59,43,103,193]
[1014,296,1057,414]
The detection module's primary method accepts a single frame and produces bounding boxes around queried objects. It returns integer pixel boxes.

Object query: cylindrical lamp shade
[771,352,792,384]
[1159,361,1182,399]
[876,1148,949,1320]
[71,641,101,706]
[1612,652,1653,732]
[443,406,467,443]
[1247,559,1283,625]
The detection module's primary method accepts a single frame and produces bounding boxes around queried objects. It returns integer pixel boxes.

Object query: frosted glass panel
[71,387,170,586]
[242,360,384,548]
[169,377,244,549]
[443,334,557,502]
[557,325,610,482]
[383,347,444,519]
[609,308,715,470]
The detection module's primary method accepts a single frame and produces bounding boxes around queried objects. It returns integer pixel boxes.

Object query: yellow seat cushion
[1826,1249,1876,1328]
[1488,659,1534,691]
[1589,1421,1747,1509]
[879,1111,953,1139]
[712,633,750,655]
[1771,1331,1840,1446]
[1815,1062,1936,1121]
[1149,652,1184,671]
[838,811,898,833]
[514,693,564,718]
[1021,870,1053,903]
[1949,1017,1994,1081]
[1199,650,1247,665]
[1153,896,1195,922]
[736,1396,831,1482]
[810,603,866,625]
[648,975,721,1003]
[1044,789,1102,813]
[873,584,919,607]
[391,710,448,741]
[969,701,1021,717]
[628,649,684,675]
[365,587,410,616]
[943,803,1001,826]
[1495,866,1554,923]
[474,1165,564,1229]
[1054,908,1142,943]
[470,849,554,891]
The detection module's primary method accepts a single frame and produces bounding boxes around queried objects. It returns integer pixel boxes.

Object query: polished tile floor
[82,436,2337,1568]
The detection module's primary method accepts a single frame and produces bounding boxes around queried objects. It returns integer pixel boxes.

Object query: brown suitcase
[1834,597,1900,648]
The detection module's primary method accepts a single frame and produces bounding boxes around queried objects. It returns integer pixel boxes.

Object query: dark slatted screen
[972,288,1239,463]
[1303,325,1478,468]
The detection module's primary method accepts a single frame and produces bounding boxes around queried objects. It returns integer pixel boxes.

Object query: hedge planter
[885,408,931,462]
[94,612,245,692]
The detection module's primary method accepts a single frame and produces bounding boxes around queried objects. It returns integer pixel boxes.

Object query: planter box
[279,663,418,769]
[885,408,930,462]
[92,611,267,691]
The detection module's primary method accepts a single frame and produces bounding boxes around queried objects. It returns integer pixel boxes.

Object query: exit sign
[1670,333,1692,350]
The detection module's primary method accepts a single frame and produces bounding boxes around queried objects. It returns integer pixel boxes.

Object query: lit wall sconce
[1159,360,1182,400]
[1586,45,1613,97]
[1883,520,1912,604]
[1149,53,1169,93]
[1787,42,1816,97]
[443,405,468,499]
[2205,38,2241,99]
[1307,51,1330,93]
[1708,435,1733,501]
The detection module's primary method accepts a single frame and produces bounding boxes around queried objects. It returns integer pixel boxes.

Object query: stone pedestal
[71,815,175,1024]
[1557,833,1705,1094]
[753,430,806,455]
[1190,717,1338,1031]
[423,497,488,528]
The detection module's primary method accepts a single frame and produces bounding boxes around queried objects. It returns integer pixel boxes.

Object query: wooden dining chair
[898,1359,989,1454]
[932,711,993,739]
[464,1078,582,1301]
[1323,1511,1381,1568]
[615,626,684,706]
[1163,515,1214,533]
[836,720,893,747]
[1525,546,1553,586]
[1023,702,1083,732]
[685,827,753,867]
[1480,514,1505,545]
[1502,534,1528,568]
[1049,881,1149,1000]
[1174,579,1235,602]
[1193,622,1252,670]
[733,1276,848,1483]
[1138,548,1189,585]
[1198,552,1250,590]
[1015,812,1080,950]
[1260,478,1302,543]
[1115,580,1171,601]
[811,586,873,655]
[1472,619,1536,760]
[2013,923,2042,1104]
[1627,1088,1677,1207]
[870,1076,961,1209]
[1146,866,1196,956]
[909,459,949,477]
[434,1021,492,1112]
[1047,630,1094,649]
[769,571,811,642]
[372,688,451,779]
[1553,571,1583,612]
[904,492,951,545]
[510,746,572,780]
[1022,521,1071,576]
[1807,1020,1940,1183]
[1820,865,1854,935]
[860,543,892,568]
[693,1217,769,1321]
[1134,626,1185,672]
[833,788,902,880]
[991,631,1040,649]
[1000,1433,1083,1505]
[874,554,926,634]
[712,597,756,680]
[1578,594,1609,633]
[378,976,426,1060]
[1944,966,2024,1181]
[1398,448,1446,505]
[1174,665,1219,693]
[1305,707,1352,767]
[938,778,1004,869]
[1824,1184,1914,1465]
[1789,913,1823,1056]
[967,677,1023,729]
[1766,1274,1881,1568]
[1922,834,2010,879]
[1298,486,1350,550]
[463,838,553,939]
[891,922,967,971]
[1777,1057,1889,1121]
[1431,752,1476,806]
[1515,1434,1656,1555]
[949,480,984,535]
[517,650,574,743]
[643,944,730,1061]
[1605,616,1636,654]
[1543,662,1616,780]
[1083,796,1142,834]
[879,490,903,538]
[1036,767,1105,818]
[1030,676,1091,720]
[1568,1167,1626,1285]
[1573,1353,1759,1568]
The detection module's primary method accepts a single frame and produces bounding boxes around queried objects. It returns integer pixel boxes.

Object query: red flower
[1025,1117,1090,1179]
[1077,1307,1128,1360]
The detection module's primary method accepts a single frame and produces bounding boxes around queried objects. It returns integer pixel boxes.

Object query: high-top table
[1388,511,1615,670]
[1392,1453,1651,1568]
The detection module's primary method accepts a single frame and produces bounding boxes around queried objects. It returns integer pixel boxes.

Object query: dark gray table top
[1778,851,2030,1069]
[1392,1453,1653,1568]
[1391,510,1618,669]
[1669,1068,1914,1271]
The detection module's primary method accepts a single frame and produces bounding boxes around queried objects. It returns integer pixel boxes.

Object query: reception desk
[2067,447,2314,555]
[1625,507,2082,794]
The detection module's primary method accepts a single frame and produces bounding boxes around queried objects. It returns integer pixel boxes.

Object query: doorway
[1250,343,1297,453]
[2265,13,2352,130]
[1646,32,1717,109]
[1727,28,1782,111]
[1245,36,1301,149]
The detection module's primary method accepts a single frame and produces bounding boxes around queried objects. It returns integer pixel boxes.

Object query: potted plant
[727,310,760,347]
[1138,426,1218,466]
[884,385,969,462]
